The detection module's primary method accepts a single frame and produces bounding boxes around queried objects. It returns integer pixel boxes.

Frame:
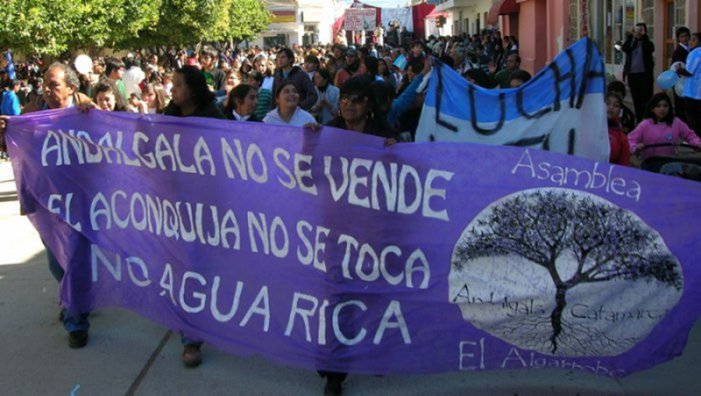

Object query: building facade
[492,0,700,77]
[589,0,700,80]
[431,0,497,36]
[251,0,340,48]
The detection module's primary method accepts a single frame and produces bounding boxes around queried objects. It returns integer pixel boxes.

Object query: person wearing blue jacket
[1,80,22,116]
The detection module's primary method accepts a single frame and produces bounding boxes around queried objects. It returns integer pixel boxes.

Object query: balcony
[434,0,479,12]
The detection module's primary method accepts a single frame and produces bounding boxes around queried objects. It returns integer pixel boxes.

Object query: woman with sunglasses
[162,65,225,369]
[317,75,397,395]
[325,75,397,141]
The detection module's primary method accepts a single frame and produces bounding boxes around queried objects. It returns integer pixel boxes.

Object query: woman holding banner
[313,75,398,395]
[162,65,225,368]
[263,80,316,126]
[325,75,396,141]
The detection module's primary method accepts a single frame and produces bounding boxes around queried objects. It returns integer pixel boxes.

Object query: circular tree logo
[449,188,683,357]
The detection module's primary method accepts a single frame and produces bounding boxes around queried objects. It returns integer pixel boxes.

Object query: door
[664,0,675,68]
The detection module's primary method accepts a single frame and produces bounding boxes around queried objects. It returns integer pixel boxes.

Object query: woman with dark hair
[224,84,260,122]
[239,58,253,77]
[363,56,382,81]
[311,68,339,124]
[492,41,505,72]
[605,92,630,165]
[377,58,397,90]
[263,80,316,126]
[606,80,636,133]
[163,65,225,119]
[507,36,519,52]
[161,65,224,368]
[627,92,700,159]
[672,27,691,67]
[326,75,396,140]
[318,76,397,396]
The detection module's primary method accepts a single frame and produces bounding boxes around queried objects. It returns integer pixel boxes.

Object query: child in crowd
[141,84,169,114]
[91,81,117,111]
[605,92,630,165]
[606,80,636,133]
[127,92,148,113]
[628,92,701,159]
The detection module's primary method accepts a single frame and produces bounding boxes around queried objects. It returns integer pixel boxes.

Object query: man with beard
[334,48,365,89]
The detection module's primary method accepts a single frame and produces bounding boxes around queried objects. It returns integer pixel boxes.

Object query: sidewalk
[0,160,699,395]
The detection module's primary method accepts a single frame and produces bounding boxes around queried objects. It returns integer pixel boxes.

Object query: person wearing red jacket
[605,92,631,166]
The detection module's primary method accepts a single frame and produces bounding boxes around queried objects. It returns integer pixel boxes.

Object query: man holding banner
[1,62,95,349]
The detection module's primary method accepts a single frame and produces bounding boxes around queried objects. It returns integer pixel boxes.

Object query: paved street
[1,159,700,395]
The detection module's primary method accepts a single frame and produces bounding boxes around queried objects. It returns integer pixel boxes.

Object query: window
[642,0,655,39]
[568,0,580,44]
[674,1,686,27]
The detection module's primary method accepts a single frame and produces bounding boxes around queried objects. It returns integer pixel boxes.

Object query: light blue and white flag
[393,54,408,71]
[416,38,609,162]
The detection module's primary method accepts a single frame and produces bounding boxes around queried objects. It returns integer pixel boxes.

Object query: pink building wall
[515,0,574,75]
[503,1,699,77]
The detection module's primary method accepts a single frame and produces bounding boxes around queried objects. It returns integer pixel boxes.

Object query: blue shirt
[684,48,701,100]
[1,91,21,116]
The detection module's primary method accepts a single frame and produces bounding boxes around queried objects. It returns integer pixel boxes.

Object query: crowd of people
[0,24,700,396]
[607,25,701,168]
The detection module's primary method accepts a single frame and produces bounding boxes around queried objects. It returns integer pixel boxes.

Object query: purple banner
[7,108,701,376]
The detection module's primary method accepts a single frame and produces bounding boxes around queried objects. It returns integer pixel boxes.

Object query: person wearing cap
[334,47,364,89]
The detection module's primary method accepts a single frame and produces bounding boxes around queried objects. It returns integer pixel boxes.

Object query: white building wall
[249,0,339,48]
[434,0,496,36]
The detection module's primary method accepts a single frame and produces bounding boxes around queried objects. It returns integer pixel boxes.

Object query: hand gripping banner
[6,107,701,376]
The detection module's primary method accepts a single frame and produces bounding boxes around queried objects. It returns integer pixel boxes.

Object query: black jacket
[325,116,397,139]
[163,100,225,119]
[622,34,655,79]
[271,66,318,111]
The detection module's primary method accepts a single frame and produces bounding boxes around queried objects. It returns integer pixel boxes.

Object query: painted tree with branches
[453,189,682,355]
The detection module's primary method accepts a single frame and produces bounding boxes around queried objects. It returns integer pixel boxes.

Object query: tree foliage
[0,1,83,56]
[137,0,226,48]
[76,0,162,49]
[226,0,272,43]
[0,0,270,56]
